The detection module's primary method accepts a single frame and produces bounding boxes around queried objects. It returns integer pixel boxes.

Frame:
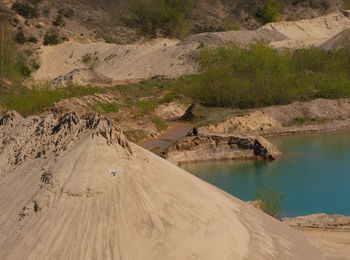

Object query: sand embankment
[33,11,350,84]
[0,110,342,259]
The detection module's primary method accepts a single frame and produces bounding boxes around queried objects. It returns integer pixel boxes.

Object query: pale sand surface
[33,11,350,83]
[0,111,345,259]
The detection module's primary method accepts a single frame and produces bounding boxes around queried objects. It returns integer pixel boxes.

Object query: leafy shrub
[52,15,66,27]
[43,31,59,45]
[187,42,350,109]
[11,2,39,18]
[129,0,195,37]
[254,186,286,219]
[256,0,281,23]
[14,30,26,44]
[58,8,74,18]
[27,36,38,43]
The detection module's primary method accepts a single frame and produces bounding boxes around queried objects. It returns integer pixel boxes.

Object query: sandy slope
[0,111,344,259]
[33,11,350,84]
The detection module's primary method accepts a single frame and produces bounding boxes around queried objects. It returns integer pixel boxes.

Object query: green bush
[129,0,195,37]
[14,30,27,44]
[52,15,66,27]
[256,0,281,23]
[187,42,350,109]
[11,2,39,18]
[254,186,286,219]
[43,31,59,45]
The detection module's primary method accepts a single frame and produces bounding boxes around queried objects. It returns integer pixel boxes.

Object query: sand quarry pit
[33,11,350,84]
[1,111,348,259]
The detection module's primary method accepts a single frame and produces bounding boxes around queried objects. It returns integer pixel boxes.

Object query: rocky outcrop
[163,128,281,165]
[282,213,350,230]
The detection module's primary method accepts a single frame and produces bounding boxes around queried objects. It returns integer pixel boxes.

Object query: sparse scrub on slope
[0,23,31,81]
[128,0,195,37]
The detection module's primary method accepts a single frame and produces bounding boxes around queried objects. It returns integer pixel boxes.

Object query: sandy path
[138,120,193,154]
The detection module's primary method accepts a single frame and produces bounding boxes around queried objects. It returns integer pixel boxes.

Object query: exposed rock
[163,132,281,165]
[282,213,350,230]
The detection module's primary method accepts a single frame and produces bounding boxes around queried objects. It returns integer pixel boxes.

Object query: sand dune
[33,11,350,84]
[0,111,342,259]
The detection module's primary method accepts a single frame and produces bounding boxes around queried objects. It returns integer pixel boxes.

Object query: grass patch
[136,100,156,115]
[187,42,350,109]
[0,84,100,117]
[158,92,175,104]
[254,186,286,220]
[153,116,167,131]
[123,129,147,143]
[0,23,31,81]
[93,102,120,114]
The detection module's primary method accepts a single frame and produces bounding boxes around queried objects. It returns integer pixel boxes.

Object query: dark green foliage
[14,30,26,44]
[43,31,59,45]
[187,42,350,109]
[58,8,75,18]
[129,0,195,37]
[52,15,66,27]
[254,186,286,219]
[256,0,281,23]
[27,36,38,43]
[11,2,39,18]
[0,84,100,117]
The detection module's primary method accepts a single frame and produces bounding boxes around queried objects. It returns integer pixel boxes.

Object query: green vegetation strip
[187,42,350,109]
[0,85,100,117]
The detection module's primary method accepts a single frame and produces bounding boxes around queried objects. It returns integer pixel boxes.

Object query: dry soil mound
[177,28,288,46]
[0,111,336,259]
[320,28,350,50]
[266,11,350,48]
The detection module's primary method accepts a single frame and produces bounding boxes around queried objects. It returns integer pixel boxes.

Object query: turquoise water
[182,131,350,217]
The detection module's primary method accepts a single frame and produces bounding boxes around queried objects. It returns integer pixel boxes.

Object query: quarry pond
[182,130,350,217]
